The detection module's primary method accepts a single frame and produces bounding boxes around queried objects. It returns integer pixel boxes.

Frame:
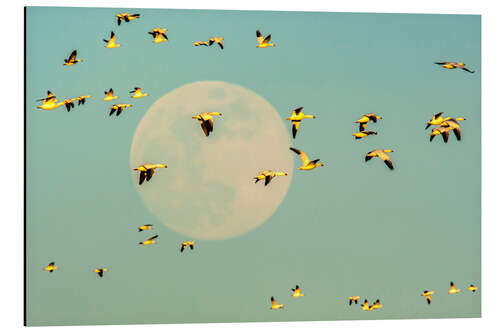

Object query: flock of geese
[35,10,478,317]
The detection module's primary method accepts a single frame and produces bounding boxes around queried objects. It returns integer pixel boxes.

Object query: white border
[2,0,499,332]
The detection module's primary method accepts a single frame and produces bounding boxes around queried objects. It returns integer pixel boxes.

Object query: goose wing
[148,235,158,241]
[139,171,146,185]
[271,297,277,306]
[68,50,77,62]
[290,147,310,165]
[359,123,367,131]
[256,30,264,44]
[292,121,301,139]
[146,168,155,181]
[264,34,272,43]
[264,175,272,186]
[461,67,475,73]
[292,107,303,116]
[110,31,116,43]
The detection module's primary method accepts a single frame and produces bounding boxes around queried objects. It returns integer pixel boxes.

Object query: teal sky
[26,7,480,326]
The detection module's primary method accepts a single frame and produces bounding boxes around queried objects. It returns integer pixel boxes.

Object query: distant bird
[286,107,316,139]
[180,241,195,252]
[256,30,275,48]
[371,299,383,310]
[439,118,466,141]
[61,98,75,112]
[365,149,394,170]
[44,262,58,273]
[192,112,222,137]
[63,50,82,66]
[208,37,224,49]
[270,296,284,310]
[148,28,168,43]
[103,31,121,48]
[93,268,108,278]
[361,299,372,311]
[37,98,63,110]
[430,126,452,143]
[421,290,435,304]
[253,170,288,186]
[74,95,92,105]
[103,88,118,101]
[133,164,167,185]
[138,224,153,232]
[290,147,324,170]
[139,235,158,245]
[109,104,132,116]
[448,281,461,294]
[355,113,382,131]
[116,13,140,25]
[467,284,478,293]
[193,41,210,46]
[130,87,149,98]
[348,296,360,306]
[425,112,446,130]
[434,62,475,73]
[352,130,377,139]
[291,285,304,298]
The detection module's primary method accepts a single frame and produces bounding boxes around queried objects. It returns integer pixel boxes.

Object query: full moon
[130,81,293,240]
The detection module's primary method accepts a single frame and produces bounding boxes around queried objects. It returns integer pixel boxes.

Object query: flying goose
[63,50,82,66]
[270,296,284,310]
[139,235,158,245]
[439,118,465,141]
[421,290,435,304]
[448,281,461,294]
[37,98,63,110]
[62,98,76,112]
[361,299,372,311]
[371,299,383,310]
[138,224,153,232]
[208,37,224,49]
[103,88,118,101]
[109,104,132,116]
[130,87,149,98]
[44,262,58,273]
[180,241,196,252]
[103,31,121,48]
[425,112,446,129]
[133,164,167,185]
[286,107,316,138]
[290,147,324,170]
[434,62,475,73]
[116,13,140,25]
[355,113,382,131]
[148,28,168,43]
[256,30,276,48]
[365,149,394,170]
[93,268,108,278]
[352,130,377,139]
[254,170,288,186]
[291,285,304,298]
[74,95,92,105]
[193,41,210,46]
[348,296,360,305]
[192,112,222,137]
[467,284,478,293]
[430,126,452,143]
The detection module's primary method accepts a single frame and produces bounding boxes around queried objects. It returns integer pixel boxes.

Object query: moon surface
[130,81,293,240]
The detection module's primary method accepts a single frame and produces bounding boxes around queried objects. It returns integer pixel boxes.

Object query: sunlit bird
[467,284,478,293]
[430,126,451,143]
[290,147,324,170]
[254,170,288,186]
[37,98,63,110]
[256,30,276,48]
[44,262,58,273]
[180,241,196,252]
[193,41,210,46]
[439,118,466,141]
[103,88,118,101]
[208,37,224,49]
[138,224,153,232]
[434,62,475,73]
[361,299,372,311]
[103,31,121,48]
[371,299,383,310]
[355,113,382,131]
[291,285,304,298]
[93,268,108,278]
[109,104,132,116]
[116,13,140,25]
[270,296,284,310]
[148,28,168,43]
[130,87,149,98]
[133,164,167,185]
[62,98,76,112]
[286,107,315,139]
[348,296,360,305]
[353,130,377,139]
[63,50,82,66]
[192,112,222,137]
[448,281,461,294]
[139,235,158,245]
[421,290,435,304]
[74,95,92,105]
[425,112,446,130]
[365,149,394,170]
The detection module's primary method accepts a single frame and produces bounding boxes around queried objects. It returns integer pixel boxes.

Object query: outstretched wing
[290,147,310,165]
[139,171,146,185]
[292,121,300,139]
[264,34,272,43]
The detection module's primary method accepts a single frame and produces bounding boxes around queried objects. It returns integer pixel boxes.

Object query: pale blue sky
[26,7,480,326]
